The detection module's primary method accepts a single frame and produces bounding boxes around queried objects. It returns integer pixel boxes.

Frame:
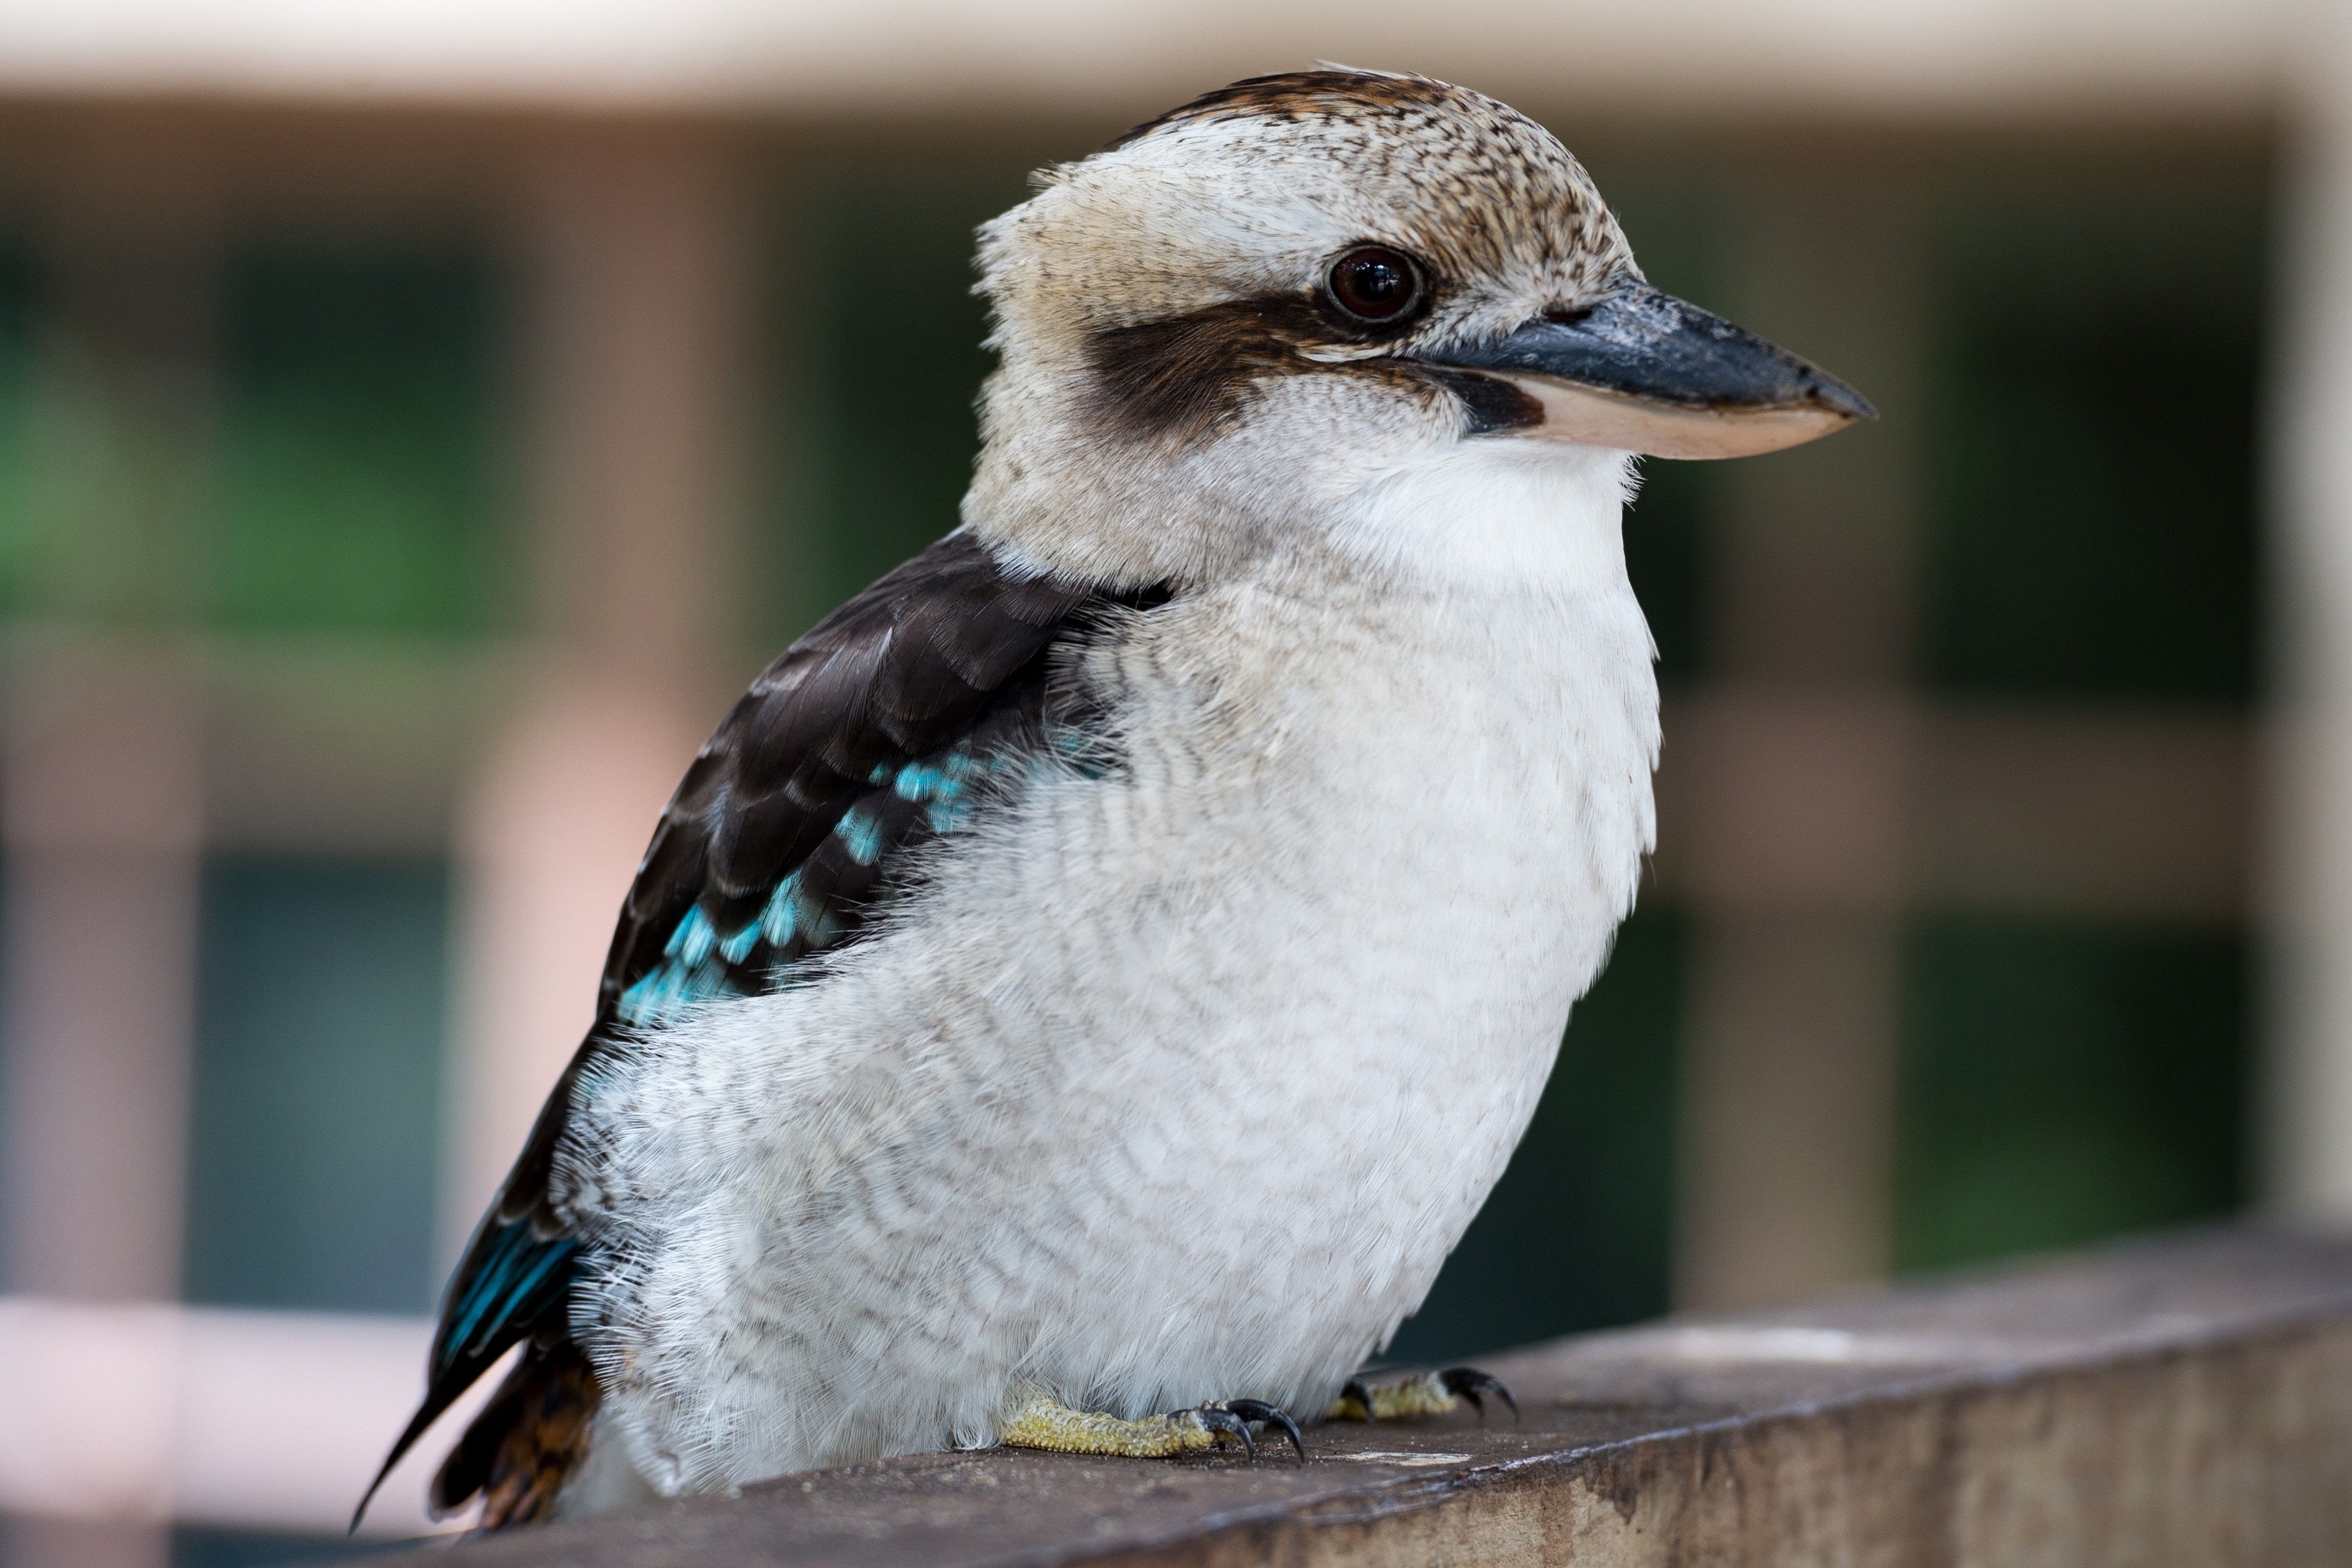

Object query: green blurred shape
[1896,916,2249,1273]
[0,245,33,606]
[1388,915,1682,1362]
[1919,167,2267,703]
[184,857,449,1314]
[0,244,210,624]
[1625,442,1713,687]
[208,245,507,637]
[765,152,1037,642]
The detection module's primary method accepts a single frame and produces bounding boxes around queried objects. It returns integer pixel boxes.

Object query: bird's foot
[1001,1393,1304,1461]
[1326,1367,1518,1425]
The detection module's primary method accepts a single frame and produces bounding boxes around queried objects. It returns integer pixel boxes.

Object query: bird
[360,68,1871,1531]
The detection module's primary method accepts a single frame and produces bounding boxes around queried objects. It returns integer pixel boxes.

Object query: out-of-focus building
[0,2,2344,1563]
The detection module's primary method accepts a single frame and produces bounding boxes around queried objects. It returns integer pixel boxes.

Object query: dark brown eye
[1326,245,1422,323]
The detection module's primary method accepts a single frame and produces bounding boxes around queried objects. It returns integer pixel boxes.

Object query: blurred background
[5,1,2352,1563]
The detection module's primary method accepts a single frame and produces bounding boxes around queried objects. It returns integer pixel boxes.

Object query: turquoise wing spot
[836,807,886,867]
[718,909,765,965]
[617,950,735,1027]
[665,904,719,968]
[892,761,951,801]
[894,750,985,832]
[755,871,806,948]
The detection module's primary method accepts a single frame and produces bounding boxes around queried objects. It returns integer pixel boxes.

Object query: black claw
[1339,1377,1375,1421]
[1193,1405,1255,1460]
[1223,1399,1306,1461]
[1440,1367,1519,1425]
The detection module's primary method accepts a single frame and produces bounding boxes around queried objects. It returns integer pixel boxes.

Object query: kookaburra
[363,69,1869,1529]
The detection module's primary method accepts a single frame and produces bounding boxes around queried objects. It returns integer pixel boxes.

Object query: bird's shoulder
[598,528,1142,1035]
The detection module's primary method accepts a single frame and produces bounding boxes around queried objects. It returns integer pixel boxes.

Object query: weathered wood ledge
[389,1225,2352,1566]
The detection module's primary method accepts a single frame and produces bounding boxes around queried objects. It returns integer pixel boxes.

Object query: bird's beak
[1414,283,1875,459]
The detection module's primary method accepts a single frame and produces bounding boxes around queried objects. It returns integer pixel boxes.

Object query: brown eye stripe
[1086,296,1325,442]
[1083,290,1509,445]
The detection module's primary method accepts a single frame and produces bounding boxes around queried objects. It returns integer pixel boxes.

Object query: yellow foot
[1001,1394,1305,1461]
[1326,1367,1518,1425]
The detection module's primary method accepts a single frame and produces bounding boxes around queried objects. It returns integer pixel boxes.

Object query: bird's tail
[427,1340,602,1532]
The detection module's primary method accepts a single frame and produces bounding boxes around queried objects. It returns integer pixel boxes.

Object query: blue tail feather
[437,1219,579,1380]
[356,1215,580,1530]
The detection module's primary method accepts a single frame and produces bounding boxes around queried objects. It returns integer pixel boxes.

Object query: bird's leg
[1001,1393,1305,1461]
[1326,1367,1518,1424]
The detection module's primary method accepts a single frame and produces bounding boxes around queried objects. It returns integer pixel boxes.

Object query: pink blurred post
[441,130,749,1270]
[0,663,202,1305]
[0,669,200,1567]
[0,668,202,1568]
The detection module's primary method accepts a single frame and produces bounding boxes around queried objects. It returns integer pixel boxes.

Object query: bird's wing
[365,529,1161,1516]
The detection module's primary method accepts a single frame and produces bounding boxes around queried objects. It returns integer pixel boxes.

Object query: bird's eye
[1326,245,1423,324]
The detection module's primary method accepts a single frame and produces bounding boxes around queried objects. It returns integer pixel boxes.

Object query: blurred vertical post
[0,672,198,1568]
[442,131,748,1265]
[2269,7,2352,1218]
[1676,179,1924,1309]
[0,670,202,1303]
[0,142,219,1568]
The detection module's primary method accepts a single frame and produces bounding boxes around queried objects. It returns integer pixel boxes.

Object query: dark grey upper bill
[1418,283,1878,420]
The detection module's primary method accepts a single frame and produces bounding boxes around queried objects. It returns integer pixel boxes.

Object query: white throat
[1323,437,1637,598]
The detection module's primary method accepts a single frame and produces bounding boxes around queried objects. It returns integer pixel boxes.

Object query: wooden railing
[388,1226,2352,1567]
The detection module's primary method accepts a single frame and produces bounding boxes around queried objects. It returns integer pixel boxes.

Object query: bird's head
[970,70,1872,586]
